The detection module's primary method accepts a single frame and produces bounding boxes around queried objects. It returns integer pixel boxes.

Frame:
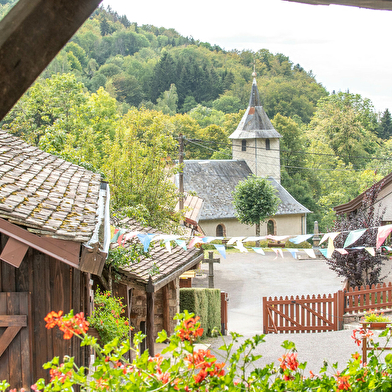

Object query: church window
[267,219,275,235]
[266,139,270,150]
[216,224,226,237]
[241,140,247,151]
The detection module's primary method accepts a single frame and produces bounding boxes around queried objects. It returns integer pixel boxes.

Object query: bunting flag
[327,237,335,258]
[384,246,392,251]
[252,247,265,255]
[214,244,226,259]
[288,249,298,259]
[110,228,126,243]
[343,229,367,249]
[165,241,172,254]
[365,247,375,256]
[303,249,316,259]
[336,248,348,255]
[319,232,340,246]
[202,236,219,243]
[124,231,139,242]
[376,224,392,249]
[319,248,328,258]
[187,237,204,249]
[243,236,266,242]
[152,234,179,242]
[234,240,248,252]
[137,233,156,252]
[227,237,245,245]
[268,235,290,242]
[289,234,313,244]
[175,239,187,250]
[271,248,284,258]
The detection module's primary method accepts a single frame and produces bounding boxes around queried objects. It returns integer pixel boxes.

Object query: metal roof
[181,160,311,220]
[229,78,282,140]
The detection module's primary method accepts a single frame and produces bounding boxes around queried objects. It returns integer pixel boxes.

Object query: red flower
[279,353,299,371]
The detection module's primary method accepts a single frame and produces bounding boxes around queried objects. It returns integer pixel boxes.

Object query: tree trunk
[256,222,260,247]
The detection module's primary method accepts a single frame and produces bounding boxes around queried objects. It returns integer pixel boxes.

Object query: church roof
[229,77,282,140]
[180,160,311,220]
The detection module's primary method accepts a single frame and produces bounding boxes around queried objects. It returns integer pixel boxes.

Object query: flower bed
[2,310,392,391]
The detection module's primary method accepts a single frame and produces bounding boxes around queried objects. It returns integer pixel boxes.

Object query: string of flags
[110,224,392,261]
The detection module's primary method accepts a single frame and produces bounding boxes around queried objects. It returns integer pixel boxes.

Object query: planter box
[360,321,390,330]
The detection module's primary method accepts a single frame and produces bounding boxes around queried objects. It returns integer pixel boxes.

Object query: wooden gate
[0,292,31,389]
[263,292,344,334]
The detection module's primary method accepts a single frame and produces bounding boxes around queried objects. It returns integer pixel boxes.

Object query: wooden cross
[202,251,220,288]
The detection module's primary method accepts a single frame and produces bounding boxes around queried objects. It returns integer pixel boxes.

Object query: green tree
[232,175,280,238]
[378,108,392,140]
[156,83,178,115]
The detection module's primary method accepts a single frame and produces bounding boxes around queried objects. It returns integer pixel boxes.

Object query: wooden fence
[344,282,392,314]
[263,282,392,334]
[263,292,344,334]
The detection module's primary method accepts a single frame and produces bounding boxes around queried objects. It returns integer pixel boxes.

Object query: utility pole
[178,134,184,212]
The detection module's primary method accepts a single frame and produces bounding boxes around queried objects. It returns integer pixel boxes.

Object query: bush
[180,288,221,337]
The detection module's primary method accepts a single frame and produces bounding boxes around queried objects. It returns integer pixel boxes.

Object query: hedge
[179,288,221,337]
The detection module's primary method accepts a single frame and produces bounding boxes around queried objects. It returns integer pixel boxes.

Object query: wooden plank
[162,285,170,335]
[0,218,80,268]
[0,237,29,268]
[8,293,22,389]
[0,0,102,121]
[19,292,32,390]
[0,326,22,357]
[146,292,155,356]
[0,315,27,327]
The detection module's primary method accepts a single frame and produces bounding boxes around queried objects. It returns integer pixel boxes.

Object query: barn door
[0,292,31,390]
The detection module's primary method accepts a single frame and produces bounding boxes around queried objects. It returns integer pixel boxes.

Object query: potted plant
[361,309,391,330]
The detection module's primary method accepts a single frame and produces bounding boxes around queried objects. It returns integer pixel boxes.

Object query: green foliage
[87,288,130,345]
[232,175,280,227]
[363,310,390,323]
[179,288,221,337]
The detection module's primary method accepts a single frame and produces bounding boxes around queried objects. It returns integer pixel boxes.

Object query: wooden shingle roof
[112,217,203,292]
[0,130,102,242]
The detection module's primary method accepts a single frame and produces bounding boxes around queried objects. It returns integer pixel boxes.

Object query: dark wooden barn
[0,131,110,389]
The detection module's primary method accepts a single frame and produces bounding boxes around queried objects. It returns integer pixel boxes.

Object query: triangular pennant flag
[289,235,313,244]
[343,229,367,249]
[268,235,290,242]
[336,248,348,255]
[327,237,335,258]
[213,244,226,259]
[111,228,125,243]
[202,236,217,243]
[319,232,340,246]
[365,247,375,256]
[124,231,139,242]
[271,248,283,258]
[288,249,298,259]
[271,248,279,258]
[377,224,392,249]
[152,234,179,242]
[303,248,316,259]
[278,248,284,258]
[243,236,266,242]
[137,233,156,252]
[227,237,245,245]
[187,237,204,249]
[252,247,265,255]
[319,248,329,258]
[384,246,392,251]
[235,240,248,252]
[175,239,187,250]
[165,241,172,254]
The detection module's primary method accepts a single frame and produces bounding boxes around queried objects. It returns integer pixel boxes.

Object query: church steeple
[229,73,282,182]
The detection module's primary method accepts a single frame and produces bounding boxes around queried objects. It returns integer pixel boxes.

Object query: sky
[102,0,392,113]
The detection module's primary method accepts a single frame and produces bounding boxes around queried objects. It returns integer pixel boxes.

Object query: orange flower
[279,353,299,372]
[44,311,63,329]
[193,369,208,384]
[336,375,350,390]
[49,365,72,383]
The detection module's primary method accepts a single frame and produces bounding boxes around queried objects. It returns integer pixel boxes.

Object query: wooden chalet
[0,131,110,389]
[103,217,203,356]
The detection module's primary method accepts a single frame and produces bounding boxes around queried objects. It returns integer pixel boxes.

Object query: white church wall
[200,213,306,238]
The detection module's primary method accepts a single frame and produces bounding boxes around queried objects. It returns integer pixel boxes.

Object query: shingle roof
[229,78,282,140]
[0,130,102,242]
[112,217,203,290]
[181,160,311,220]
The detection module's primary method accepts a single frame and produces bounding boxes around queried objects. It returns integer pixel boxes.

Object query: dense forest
[1,1,392,232]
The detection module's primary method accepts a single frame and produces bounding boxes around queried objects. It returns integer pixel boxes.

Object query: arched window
[216,224,226,237]
[241,140,247,151]
[266,139,270,150]
[267,219,275,235]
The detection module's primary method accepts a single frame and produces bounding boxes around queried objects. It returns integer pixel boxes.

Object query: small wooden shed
[100,217,203,356]
[0,131,110,389]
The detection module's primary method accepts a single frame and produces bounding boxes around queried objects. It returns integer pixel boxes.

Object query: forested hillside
[1,2,392,232]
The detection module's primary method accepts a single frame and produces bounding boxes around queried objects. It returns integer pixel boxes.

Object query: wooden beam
[0,0,101,121]
[0,237,29,268]
[0,217,80,268]
[146,291,155,357]
[162,285,170,336]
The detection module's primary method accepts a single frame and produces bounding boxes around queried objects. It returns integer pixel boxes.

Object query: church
[179,73,311,238]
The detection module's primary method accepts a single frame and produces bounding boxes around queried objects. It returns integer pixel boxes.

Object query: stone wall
[130,278,179,338]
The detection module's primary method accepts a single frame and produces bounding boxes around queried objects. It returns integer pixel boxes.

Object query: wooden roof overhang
[283,0,392,10]
[334,172,392,214]
[0,0,101,122]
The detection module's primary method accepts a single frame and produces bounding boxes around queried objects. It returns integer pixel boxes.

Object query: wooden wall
[0,233,89,390]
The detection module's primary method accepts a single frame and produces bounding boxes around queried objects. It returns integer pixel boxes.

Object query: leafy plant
[87,288,130,345]
[363,309,390,323]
